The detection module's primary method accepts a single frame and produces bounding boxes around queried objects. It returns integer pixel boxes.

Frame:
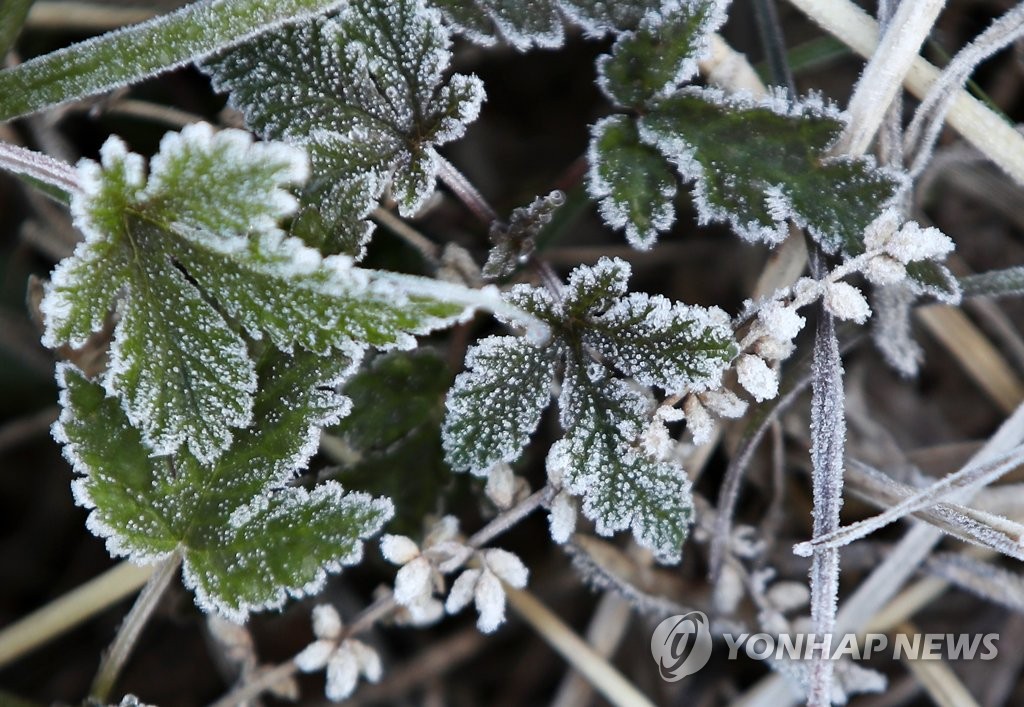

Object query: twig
[806,298,845,707]
[505,587,656,707]
[371,207,441,264]
[0,140,79,195]
[90,551,182,702]
[435,154,498,225]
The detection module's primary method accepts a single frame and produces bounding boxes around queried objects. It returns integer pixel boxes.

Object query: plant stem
[0,141,79,196]
[435,154,498,225]
[90,551,182,702]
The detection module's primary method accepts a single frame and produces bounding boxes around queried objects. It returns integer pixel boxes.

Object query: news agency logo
[650,611,713,681]
[650,614,1000,682]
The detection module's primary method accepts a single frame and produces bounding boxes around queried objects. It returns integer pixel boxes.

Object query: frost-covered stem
[90,552,182,702]
[469,486,554,548]
[210,658,300,707]
[0,140,79,196]
[806,302,845,707]
[835,0,946,155]
[435,154,498,225]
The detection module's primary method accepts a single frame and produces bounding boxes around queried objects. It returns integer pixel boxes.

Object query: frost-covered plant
[0,0,998,703]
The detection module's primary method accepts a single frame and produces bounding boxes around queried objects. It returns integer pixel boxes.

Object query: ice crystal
[203,0,484,256]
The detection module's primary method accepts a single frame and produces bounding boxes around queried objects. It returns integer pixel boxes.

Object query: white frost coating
[548,490,577,543]
[485,462,516,509]
[442,335,557,476]
[483,548,529,587]
[872,284,923,377]
[380,534,421,565]
[325,647,360,701]
[701,388,747,419]
[683,394,715,445]
[312,603,343,639]
[758,300,806,342]
[474,569,508,633]
[736,353,778,402]
[823,281,871,324]
[393,556,434,607]
[863,254,907,286]
[296,639,336,672]
[445,568,481,614]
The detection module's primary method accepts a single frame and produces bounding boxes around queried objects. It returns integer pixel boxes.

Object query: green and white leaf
[597,0,725,108]
[584,291,737,393]
[433,0,660,48]
[0,0,345,122]
[203,0,484,257]
[548,359,693,562]
[638,88,904,253]
[42,124,493,462]
[443,335,558,476]
[57,351,393,622]
[444,257,734,558]
[587,115,678,249]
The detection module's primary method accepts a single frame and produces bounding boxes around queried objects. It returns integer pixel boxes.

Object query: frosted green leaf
[41,124,481,462]
[587,115,677,250]
[584,291,738,393]
[432,0,563,49]
[597,0,725,108]
[557,0,660,35]
[433,0,660,47]
[548,359,693,561]
[203,0,484,257]
[638,88,904,253]
[905,260,961,304]
[444,257,733,557]
[57,352,393,622]
[443,335,557,476]
[0,0,344,122]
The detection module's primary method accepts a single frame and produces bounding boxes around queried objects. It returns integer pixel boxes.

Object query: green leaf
[638,88,904,254]
[432,0,563,49]
[203,0,484,257]
[433,0,659,48]
[0,0,343,122]
[905,260,961,304]
[58,352,393,621]
[584,292,738,393]
[42,125,485,462]
[587,115,678,250]
[549,359,693,562]
[0,0,34,59]
[597,0,724,108]
[443,335,557,476]
[444,257,734,559]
